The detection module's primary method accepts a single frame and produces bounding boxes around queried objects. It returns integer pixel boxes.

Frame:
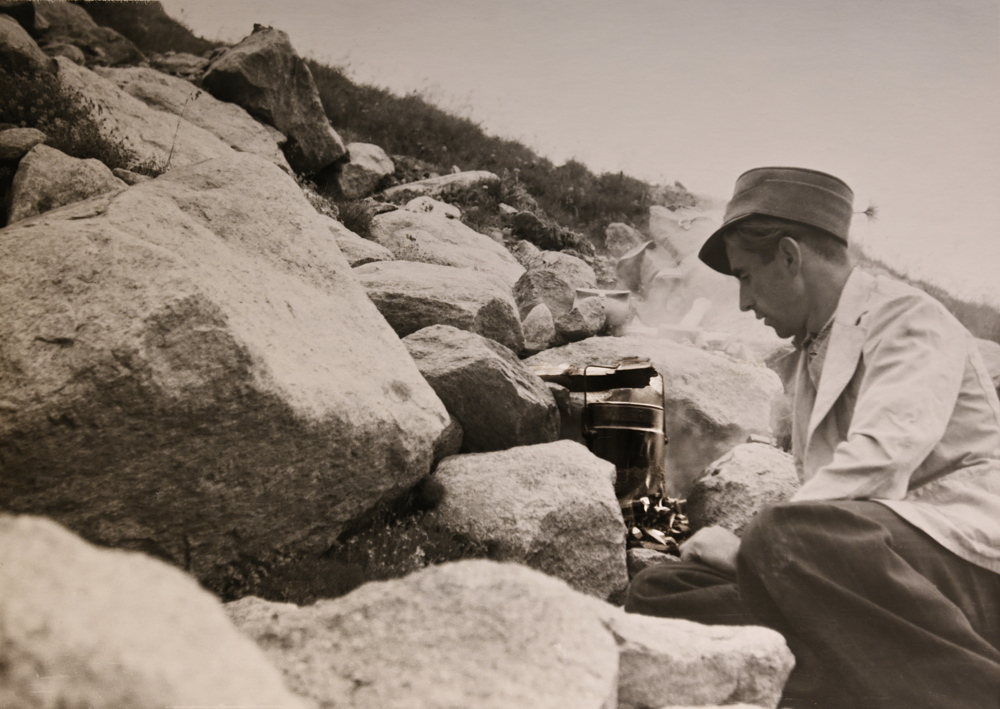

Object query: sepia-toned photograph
[1,1,998,707]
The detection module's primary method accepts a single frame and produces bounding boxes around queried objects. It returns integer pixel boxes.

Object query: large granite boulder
[7,144,126,223]
[34,0,144,67]
[380,169,499,202]
[55,57,235,172]
[95,66,292,172]
[323,215,394,267]
[369,207,524,287]
[227,560,621,709]
[0,153,450,595]
[226,559,793,709]
[0,515,307,709]
[0,12,57,75]
[355,260,524,352]
[337,141,394,199]
[686,442,800,536]
[202,25,346,173]
[0,126,47,162]
[427,441,627,598]
[403,325,559,452]
[604,608,794,709]
[526,336,783,495]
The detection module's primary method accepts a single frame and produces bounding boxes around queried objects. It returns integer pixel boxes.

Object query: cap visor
[697,216,752,276]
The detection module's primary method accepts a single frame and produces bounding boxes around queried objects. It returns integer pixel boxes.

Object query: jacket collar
[805,267,874,444]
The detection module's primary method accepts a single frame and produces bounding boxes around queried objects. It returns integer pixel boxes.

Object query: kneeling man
[625,167,1000,709]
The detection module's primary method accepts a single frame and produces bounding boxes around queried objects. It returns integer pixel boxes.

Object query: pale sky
[160,0,1000,305]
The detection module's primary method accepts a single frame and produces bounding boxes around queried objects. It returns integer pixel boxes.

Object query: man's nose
[738,284,753,312]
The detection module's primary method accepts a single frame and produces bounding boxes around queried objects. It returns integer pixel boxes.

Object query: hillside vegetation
[67,2,1000,344]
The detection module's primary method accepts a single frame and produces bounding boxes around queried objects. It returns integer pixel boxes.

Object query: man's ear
[777,236,802,275]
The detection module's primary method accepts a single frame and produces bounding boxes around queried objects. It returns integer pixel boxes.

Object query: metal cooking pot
[582,367,666,501]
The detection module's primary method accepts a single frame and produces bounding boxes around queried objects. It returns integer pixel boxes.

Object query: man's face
[725,239,807,340]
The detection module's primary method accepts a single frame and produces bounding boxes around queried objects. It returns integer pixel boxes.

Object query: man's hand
[679,525,741,575]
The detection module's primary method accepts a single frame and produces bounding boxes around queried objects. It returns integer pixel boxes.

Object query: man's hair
[724,215,850,265]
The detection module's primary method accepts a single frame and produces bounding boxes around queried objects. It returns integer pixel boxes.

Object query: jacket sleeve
[792,295,967,501]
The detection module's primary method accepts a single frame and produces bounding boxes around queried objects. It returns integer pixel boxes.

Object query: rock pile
[0,5,804,706]
[226,559,794,709]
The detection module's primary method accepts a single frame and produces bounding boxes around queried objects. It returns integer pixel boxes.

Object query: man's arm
[793,295,967,501]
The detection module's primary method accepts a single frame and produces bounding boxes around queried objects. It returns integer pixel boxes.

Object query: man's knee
[739,501,831,574]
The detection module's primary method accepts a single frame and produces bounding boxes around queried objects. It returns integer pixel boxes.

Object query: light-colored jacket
[791,267,1000,573]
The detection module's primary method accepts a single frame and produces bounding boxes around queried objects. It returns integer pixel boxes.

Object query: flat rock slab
[56,57,235,173]
[0,152,449,594]
[96,65,292,172]
[355,260,524,352]
[370,207,524,287]
[324,216,395,267]
[427,441,627,598]
[8,144,125,223]
[0,515,306,709]
[404,324,558,452]
[380,169,499,202]
[203,25,346,173]
[226,560,620,709]
[526,335,783,496]
[686,442,800,536]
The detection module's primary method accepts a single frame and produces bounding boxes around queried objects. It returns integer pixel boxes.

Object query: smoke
[627,206,781,345]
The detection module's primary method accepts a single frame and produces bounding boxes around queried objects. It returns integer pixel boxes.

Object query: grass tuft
[0,66,149,174]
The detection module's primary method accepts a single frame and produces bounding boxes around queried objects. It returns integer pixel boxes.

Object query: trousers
[624,500,1000,709]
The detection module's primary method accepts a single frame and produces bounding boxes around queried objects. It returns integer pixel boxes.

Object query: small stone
[554,296,606,342]
[0,127,47,162]
[522,302,556,352]
[627,547,679,578]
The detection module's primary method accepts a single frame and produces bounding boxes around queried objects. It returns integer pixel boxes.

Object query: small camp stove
[531,357,667,502]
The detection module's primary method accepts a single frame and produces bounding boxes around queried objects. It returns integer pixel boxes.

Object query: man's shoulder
[861,271,966,336]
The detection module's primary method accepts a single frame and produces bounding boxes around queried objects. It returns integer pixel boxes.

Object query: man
[624,167,1000,709]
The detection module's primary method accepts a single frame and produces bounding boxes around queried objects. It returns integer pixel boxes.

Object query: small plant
[335,198,375,239]
[0,66,145,173]
[163,89,201,173]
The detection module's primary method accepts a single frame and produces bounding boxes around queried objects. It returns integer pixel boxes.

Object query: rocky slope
[6,4,994,707]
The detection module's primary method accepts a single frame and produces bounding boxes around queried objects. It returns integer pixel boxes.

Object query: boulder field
[0,7,809,706]
[0,152,450,593]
